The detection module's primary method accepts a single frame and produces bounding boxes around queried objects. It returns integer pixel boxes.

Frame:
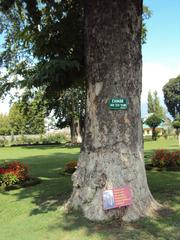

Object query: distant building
[143,122,167,137]
[142,113,172,137]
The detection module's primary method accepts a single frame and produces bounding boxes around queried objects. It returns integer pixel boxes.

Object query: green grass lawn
[0,139,179,240]
[144,137,179,164]
[144,137,179,151]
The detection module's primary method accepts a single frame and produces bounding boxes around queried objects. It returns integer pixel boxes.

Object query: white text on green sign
[109,98,128,110]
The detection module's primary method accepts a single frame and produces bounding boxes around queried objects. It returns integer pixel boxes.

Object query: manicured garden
[0,138,179,240]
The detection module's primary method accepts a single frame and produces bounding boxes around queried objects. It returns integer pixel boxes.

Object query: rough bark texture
[68,0,160,221]
[70,118,82,144]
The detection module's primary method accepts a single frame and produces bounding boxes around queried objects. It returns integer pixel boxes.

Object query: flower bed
[152,149,180,168]
[59,160,77,176]
[0,161,40,191]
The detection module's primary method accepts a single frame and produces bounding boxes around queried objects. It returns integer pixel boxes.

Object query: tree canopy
[163,75,180,119]
[145,113,162,140]
[0,0,84,98]
[0,0,151,143]
[0,1,150,99]
[147,90,165,119]
[52,85,86,142]
[0,113,10,135]
[7,92,46,135]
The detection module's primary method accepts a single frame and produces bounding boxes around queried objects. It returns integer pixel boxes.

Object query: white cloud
[0,99,10,114]
[0,63,180,115]
[0,88,24,114]
[141,62,180,103]
[0,68,24,114]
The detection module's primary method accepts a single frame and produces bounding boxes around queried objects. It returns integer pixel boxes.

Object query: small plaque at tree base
[103,186,132,210]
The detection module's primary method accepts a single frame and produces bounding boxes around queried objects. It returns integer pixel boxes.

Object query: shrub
[64,161,77,174]
[0,133,70,147]
[0,161,29,188]
[152,149,180,168]
[0,138,8,147]
[0,173,19,187]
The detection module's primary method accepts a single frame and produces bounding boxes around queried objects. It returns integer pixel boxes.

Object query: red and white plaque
[103,186,132,210]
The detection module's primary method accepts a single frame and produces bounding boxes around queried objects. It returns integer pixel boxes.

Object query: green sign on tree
[108,98,128,110]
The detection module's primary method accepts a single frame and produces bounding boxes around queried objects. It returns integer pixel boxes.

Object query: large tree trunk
[68,0,160,221]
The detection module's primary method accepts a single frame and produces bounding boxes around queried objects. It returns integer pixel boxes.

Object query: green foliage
[163,75,180,118]
[147,91,154,113]
[147,90,165,118]
[0,1,151,138]
[0,1,85,134]
[145,114,162,129]
[0,137,8,147]
[0,92,46,136]
[52,85,86,132]
[8,102,25,135]
[0,0,84,98]
[0,1,150,98]
[172,117,180,142]
[40,134,69,145]
[142,5,152,44]
[172,117,180,129]
[0,160,29,189]
[152,149,180,168]
[145,114,162,140]
[0,173,19,188]
[0,133,69,147]
[0,114,11,135]
[8,92,46,135]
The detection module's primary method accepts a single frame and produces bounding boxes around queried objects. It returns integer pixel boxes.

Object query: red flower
[0,161,29,181]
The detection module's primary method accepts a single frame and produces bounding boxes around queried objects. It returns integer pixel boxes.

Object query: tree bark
[152,127,156,141]
[68,0,160,221]
[70,118,82,144]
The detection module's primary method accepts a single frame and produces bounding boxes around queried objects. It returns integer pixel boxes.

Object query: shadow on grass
[48,170,179,240]
[20,143,81,150]
[46,205,180,240]
[1,149,79,216]
[144,150,154,164]
[1,146,180,240]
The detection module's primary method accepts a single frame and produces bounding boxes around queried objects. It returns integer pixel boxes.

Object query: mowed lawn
[0,138,179,240]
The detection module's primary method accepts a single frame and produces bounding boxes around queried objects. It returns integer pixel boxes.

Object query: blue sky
[143,0,180,66]
[141,0,180,116]
[0,0,180,116]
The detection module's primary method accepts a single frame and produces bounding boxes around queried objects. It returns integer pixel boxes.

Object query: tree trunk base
[66,148,161,222]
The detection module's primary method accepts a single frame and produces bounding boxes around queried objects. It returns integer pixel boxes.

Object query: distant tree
[9,93,46,135]
[147,91,154,113]
[163,75,180,119]
[147,90,165,118]
[172,117,180,145]
[145,114,162,140]
[0,113,10,135]
[9,102,25,135]
[154,91,165,118]
[51,85,86,143]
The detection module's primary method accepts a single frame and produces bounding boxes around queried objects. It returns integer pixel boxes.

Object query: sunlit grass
[0,142,179,240]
